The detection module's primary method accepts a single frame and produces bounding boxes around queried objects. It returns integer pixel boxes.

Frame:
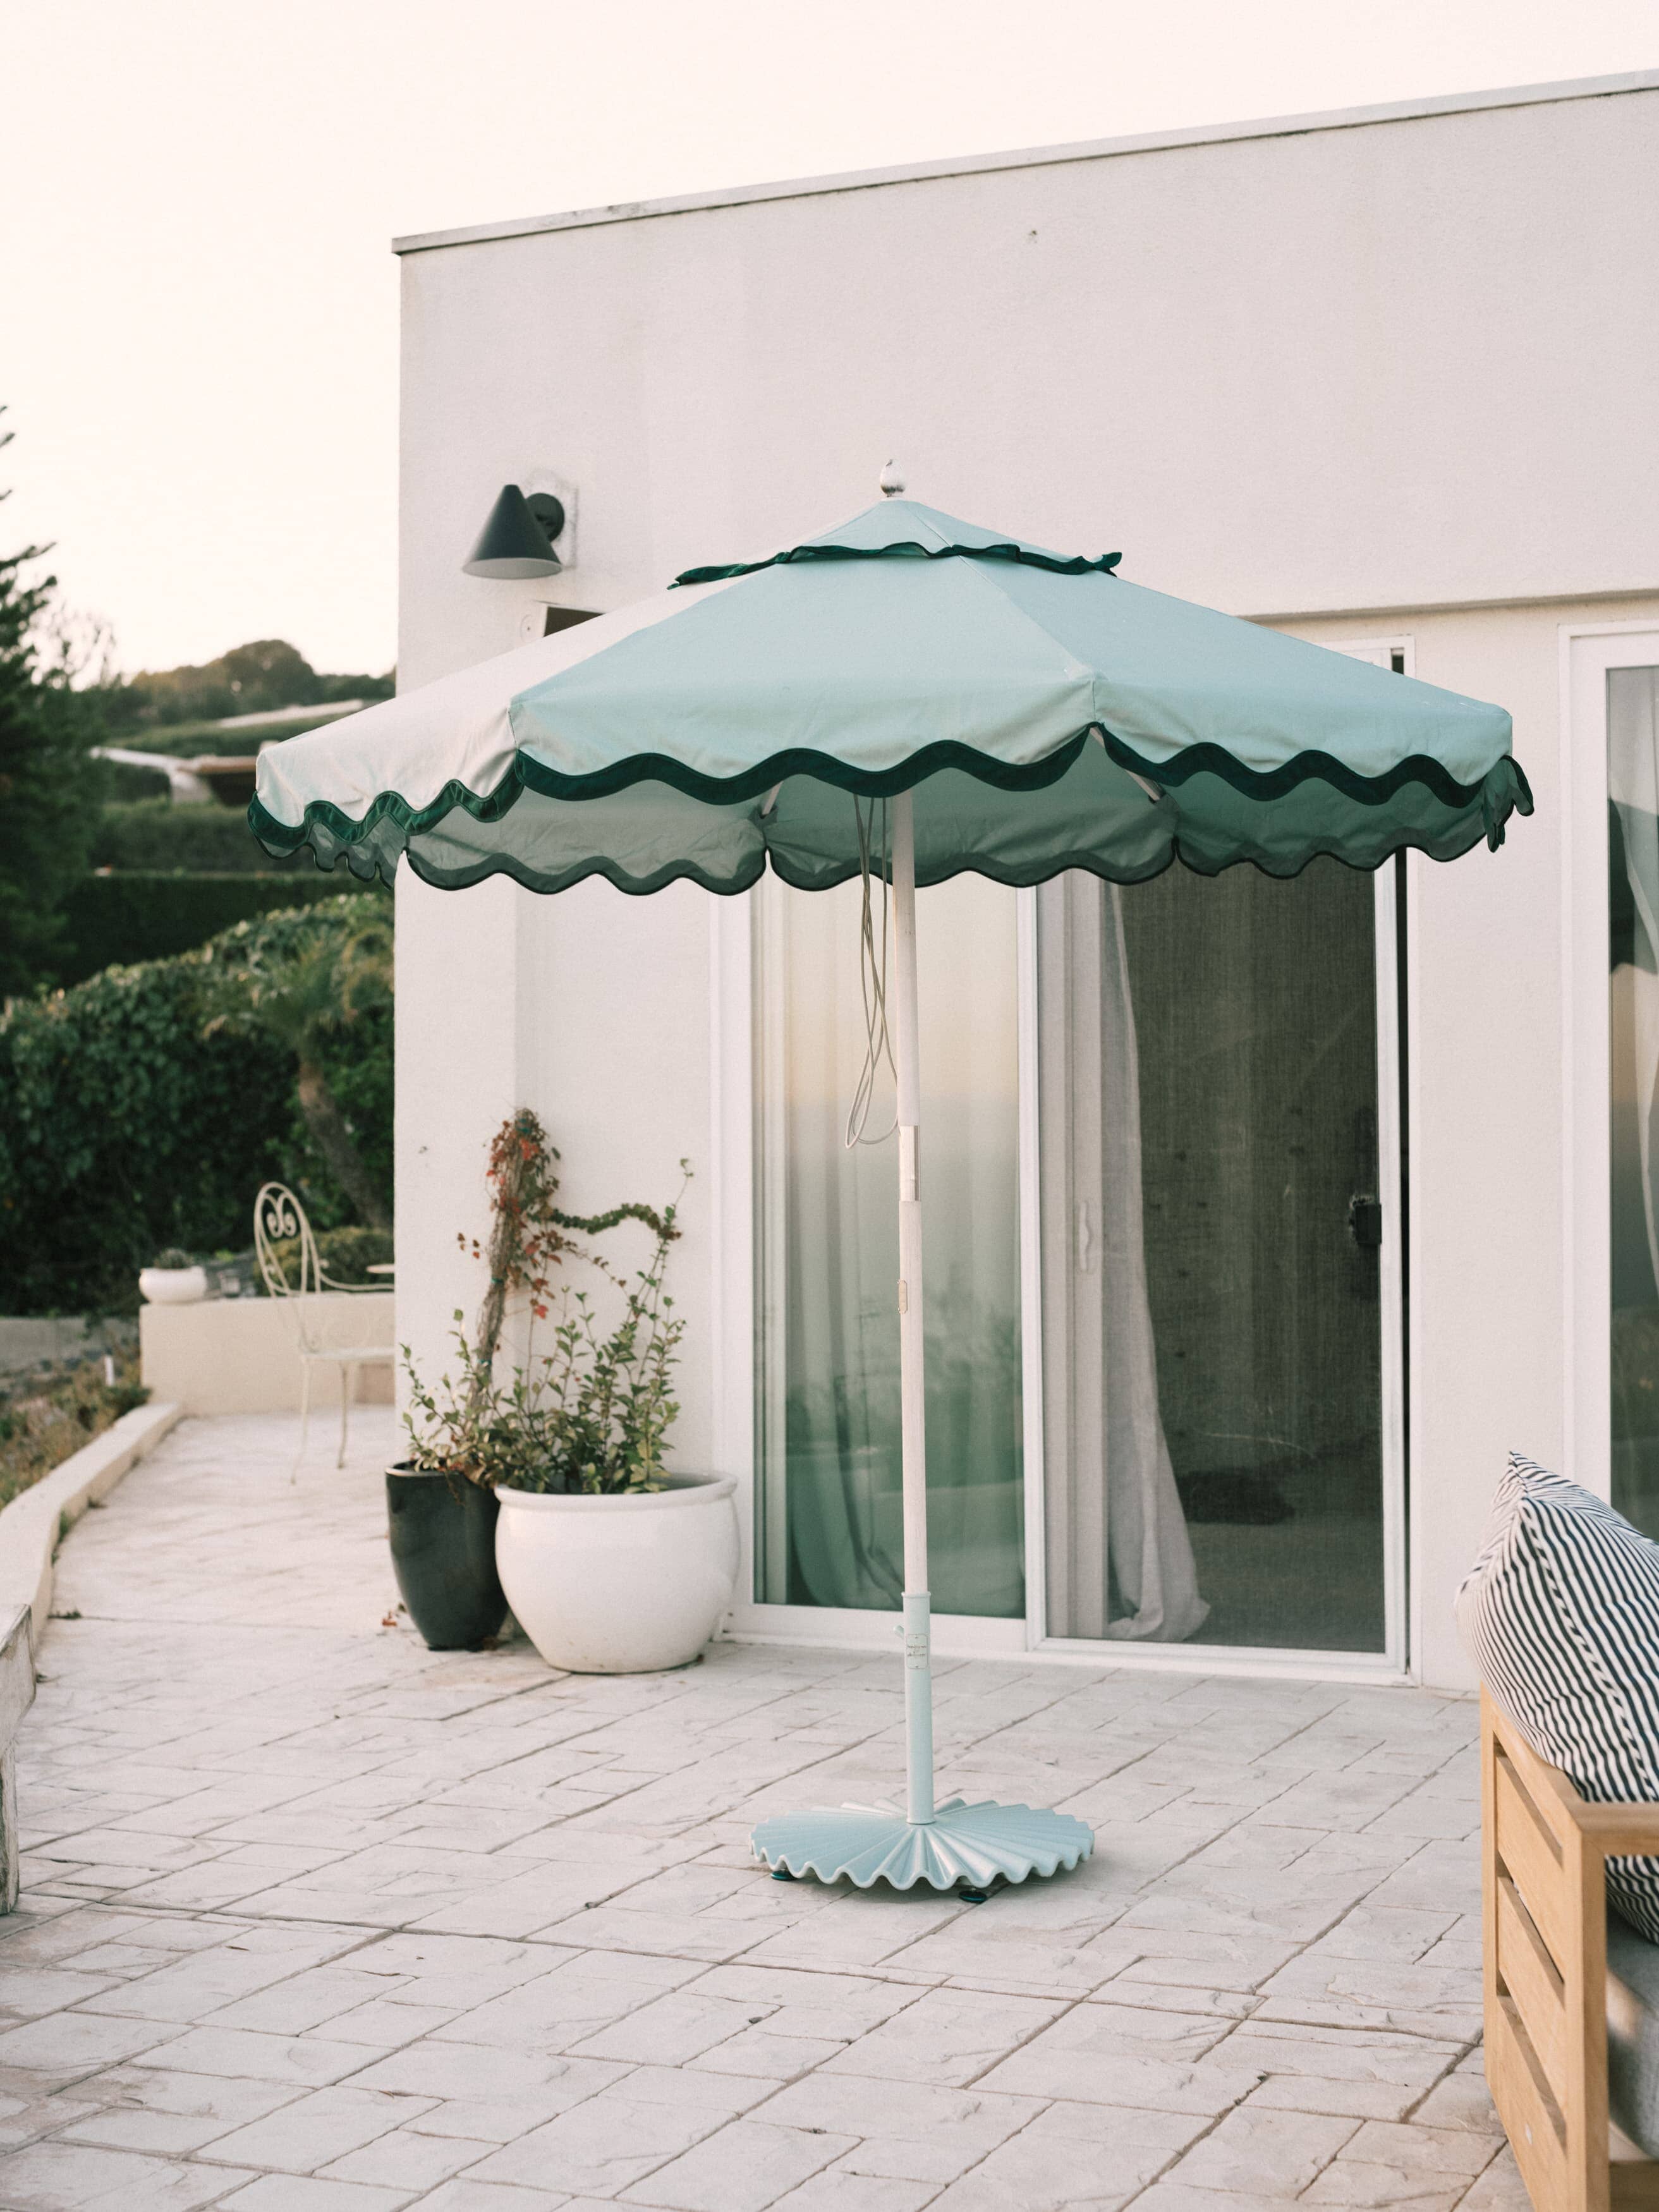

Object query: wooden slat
[1613,2164,1659,2209]
[1490,1702,1659,1854]
[1489,1992,1568,2212]
[1497,1870,1568,2107]
[1497,1752,1571,1971]
[1494,1704,1589,1847]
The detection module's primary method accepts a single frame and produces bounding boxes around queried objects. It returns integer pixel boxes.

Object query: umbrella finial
[878,460,905,499]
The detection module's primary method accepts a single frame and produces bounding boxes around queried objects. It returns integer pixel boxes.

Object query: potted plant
[392,1324,514,1651]
[138,1248,209,1304]
[396,1111,735,1665]
[491,1162,738,1675]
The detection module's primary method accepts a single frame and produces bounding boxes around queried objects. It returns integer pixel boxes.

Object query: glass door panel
[1609,665,1659,1532]
[754,873,1024,1618]
[1039,861,1388,1652]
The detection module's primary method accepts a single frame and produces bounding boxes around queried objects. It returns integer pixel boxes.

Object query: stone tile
[132,2026,392,2086]
[682,1966,918,2048]
[0,1964,128,2020]
[1253,1958,1481,2041]
[569,1988,770,2065]
[346,2038,621,2137]
[466,2065,769,2196]
[405,2184,573,2212]
[0,2137,257,2208]
[975,1998,1260,2117]
[429,1950,698,2054]
[1301,2120,1498,2209]
[820,1986,1069,2086]
[757,2075,1040,2182]
[1407,2070,1505,2136]
[1457,2148,1533,2211]
[616,2116,854,2209]
[926,2098,1204,2209]
[0,2009,177,2074]
[767,2175,935,2212]
[1169,2104,1357,2194]
[220,2178,411,2211]
[322,2124,480,2189]
[87,1927,369,2024]
[198,2082,437,2172]
[55,2065,301,2153]
[1222,2020,1461,2096]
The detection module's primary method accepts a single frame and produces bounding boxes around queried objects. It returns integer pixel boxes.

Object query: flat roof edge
[392,66,1659,256]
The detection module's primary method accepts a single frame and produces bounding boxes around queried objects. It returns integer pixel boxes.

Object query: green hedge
[60,870,382,985]
[0,899,392,1315]
[91,801,318,877]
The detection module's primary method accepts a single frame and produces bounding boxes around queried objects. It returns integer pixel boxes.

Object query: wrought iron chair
[253,1183,395,1480]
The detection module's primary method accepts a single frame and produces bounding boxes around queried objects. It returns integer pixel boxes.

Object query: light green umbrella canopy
[252,498,1529,889]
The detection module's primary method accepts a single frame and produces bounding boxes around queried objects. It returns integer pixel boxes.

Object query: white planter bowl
[138,1265,209,1306]
[494,1474,739,1674]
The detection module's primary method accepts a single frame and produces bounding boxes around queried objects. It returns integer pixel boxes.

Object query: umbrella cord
[845,796,898,1148]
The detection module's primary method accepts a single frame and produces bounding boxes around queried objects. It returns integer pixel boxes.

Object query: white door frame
[1561,623,1659,1500]
[711,646,1414,1681]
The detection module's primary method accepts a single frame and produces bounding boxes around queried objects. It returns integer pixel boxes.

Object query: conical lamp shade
[463,484,561,578]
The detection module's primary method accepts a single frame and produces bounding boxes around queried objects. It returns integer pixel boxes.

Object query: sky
[3,1,1655,679]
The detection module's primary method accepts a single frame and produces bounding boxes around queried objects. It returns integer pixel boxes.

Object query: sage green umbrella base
[251,499,1528,893]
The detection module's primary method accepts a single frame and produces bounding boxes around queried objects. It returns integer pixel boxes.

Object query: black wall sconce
[462,484,567,578]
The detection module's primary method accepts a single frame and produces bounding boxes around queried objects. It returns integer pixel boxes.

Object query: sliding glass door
[750,849,1402,1663]
[1037,865,1394,1653]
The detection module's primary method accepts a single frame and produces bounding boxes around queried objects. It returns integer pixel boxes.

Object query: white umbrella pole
[747,792,1091,1888]
[891,792,935,1826]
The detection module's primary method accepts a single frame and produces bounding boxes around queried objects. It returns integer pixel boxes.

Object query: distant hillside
[95,638,392,739]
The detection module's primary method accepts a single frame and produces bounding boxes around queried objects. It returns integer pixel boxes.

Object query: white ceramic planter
[138,1265,209,1306]
[494,1474,739,1674]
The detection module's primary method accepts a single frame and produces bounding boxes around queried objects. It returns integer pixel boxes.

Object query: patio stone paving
[4,1412,1524,2210]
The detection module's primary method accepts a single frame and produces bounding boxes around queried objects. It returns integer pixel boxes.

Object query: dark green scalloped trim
[373,821,1505,897]
[1104,731,1534,836]
[673,538,1123,586]
[250,722,1533,886]
[254,714,1525,839]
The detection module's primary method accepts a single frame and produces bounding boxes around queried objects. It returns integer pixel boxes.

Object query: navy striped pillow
[1457,1452,1659,1942]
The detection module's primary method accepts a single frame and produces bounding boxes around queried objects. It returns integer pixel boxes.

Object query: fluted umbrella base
[750,1797,1093,1892]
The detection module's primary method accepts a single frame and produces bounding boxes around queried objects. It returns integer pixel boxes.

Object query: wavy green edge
[248,720,1533,893]
[673,538,1124,586]
[252,716,1531,827]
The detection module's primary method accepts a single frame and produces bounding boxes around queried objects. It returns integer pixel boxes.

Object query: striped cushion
[1457,1452,1659,1942]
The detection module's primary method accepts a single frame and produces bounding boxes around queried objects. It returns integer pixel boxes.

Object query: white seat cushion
[1458,1452,1659,1942]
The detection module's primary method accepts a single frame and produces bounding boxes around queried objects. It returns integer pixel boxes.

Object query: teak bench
[1483,1691,1659,2210]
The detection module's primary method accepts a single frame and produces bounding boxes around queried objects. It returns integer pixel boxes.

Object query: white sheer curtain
[1611,668,1659,1303]
[758,873,1026,1620]
[1038,872,1208,1642]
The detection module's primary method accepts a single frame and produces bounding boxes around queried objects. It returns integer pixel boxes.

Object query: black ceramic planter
[386,1465,508,1650]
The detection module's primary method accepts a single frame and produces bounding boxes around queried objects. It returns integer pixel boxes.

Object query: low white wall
[140,1293,396,1416]
[0,1400,183,1655]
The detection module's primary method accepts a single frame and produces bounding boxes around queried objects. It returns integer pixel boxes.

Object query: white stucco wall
[392,75,1659,1687]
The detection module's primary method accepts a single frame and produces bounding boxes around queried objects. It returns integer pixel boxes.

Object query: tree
[200,908,394,1229]
[95,640,394,734]
[0,412,103,995]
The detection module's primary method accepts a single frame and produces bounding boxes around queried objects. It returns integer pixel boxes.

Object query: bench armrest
[1489,1694,1659,1859]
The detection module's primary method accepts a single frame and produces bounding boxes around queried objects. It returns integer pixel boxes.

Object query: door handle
[1348,1195,1383,1250]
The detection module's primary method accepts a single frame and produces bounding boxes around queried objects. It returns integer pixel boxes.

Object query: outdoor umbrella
[253,491,1529,1892]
